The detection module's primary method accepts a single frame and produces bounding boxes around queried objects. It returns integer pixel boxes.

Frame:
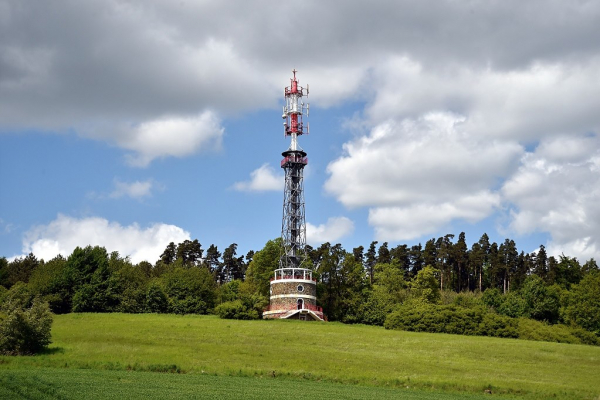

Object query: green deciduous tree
[562,272,600,335]
[245,238,281,297]
[521,275,561,323]
[146,281,168,313]
[360,263,406,325]
[27,255,69,313]
[411,265,440,304]
[69,246,113,313]
[162,267,216,314]
[214,280,267,320]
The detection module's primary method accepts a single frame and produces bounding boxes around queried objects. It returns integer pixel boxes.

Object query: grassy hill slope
[1,313,599,399]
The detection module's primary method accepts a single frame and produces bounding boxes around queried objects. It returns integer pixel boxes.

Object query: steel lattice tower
[263,70,323,321]
[280,70,309,269]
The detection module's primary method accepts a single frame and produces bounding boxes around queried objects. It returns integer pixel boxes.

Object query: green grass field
[0,368,495,400]
[1,313,599,399]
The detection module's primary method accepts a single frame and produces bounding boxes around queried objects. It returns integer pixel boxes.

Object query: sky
[1,0,600,264]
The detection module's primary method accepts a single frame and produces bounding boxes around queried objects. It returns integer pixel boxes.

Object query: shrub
[497,292,527,318]
[169,297,207,315]
[0,297,53,355]
[517,318,599,346]
[359,287,398,326]
[72,282,115,313]
[451,291,483,308]
[118,287,146,313]
[384,301,518,339]
[1,282,33,310]
[214,300,259,320]
[481,288,503,310]
[214,281,267,320]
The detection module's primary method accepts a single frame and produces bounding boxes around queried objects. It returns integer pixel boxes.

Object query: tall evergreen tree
[477,233,491,291]
[409,244,424,279]
[390,244,410,279]
[221,243,246,282]
[377,242,391,265]
[365,241,378,284]
[435,234,454,291]
[453,232,469,292]
[205,245,222,278]
[159,242,177,265]
[352,245,364,264]
[468,242,483,291]
[5,253,39,287]
[176,239,203,266]
[499,239,518,293]
[534,245,548,280]
[423,238,437,268]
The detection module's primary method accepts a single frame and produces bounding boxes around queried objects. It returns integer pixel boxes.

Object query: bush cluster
[384,301,518,338]
[517,318,599,346]
[0,297,53,355]
[214,300,258,320]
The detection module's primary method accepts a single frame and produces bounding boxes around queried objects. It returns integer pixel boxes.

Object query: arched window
[297,298,304,310]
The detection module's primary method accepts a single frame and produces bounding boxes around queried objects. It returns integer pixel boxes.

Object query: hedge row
[384,301,518,338]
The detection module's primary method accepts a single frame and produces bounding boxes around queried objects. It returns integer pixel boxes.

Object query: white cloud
[20,214,190,264]
[502,134,600,261]
[325,113,520,240]
[365,57,600,142]
[326,113,522,208]
[369,191,500,241]
[115,111,224,167]
[306,216,354,245]
[110,179,154,199]
[233,164,283,192]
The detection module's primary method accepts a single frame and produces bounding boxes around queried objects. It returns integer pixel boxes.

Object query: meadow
[1,313,599,399]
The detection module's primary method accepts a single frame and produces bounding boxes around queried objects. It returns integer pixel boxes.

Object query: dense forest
[1,233,599,345]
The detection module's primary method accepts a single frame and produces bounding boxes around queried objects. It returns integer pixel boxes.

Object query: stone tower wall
[270,280,317,310]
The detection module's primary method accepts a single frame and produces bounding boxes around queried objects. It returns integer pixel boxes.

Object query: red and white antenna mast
[283,69,309,149]
[280,70,309,269]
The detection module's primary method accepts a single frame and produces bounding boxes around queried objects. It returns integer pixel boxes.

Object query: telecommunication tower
[280,69,309,270]
[263,70,325,321]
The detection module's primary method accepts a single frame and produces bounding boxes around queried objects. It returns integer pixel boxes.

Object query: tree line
[1,233,599,344]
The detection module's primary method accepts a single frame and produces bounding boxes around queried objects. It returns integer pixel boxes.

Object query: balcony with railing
[270,268,316,282]
[281,155,308,167]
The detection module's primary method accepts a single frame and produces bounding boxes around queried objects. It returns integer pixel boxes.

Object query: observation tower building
[263,70,325,321]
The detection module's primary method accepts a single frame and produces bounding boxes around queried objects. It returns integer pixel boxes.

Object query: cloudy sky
[1,0,600,264]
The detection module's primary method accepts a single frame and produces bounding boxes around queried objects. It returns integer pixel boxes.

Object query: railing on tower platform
[270,268,316,282]
[281,155,308,167]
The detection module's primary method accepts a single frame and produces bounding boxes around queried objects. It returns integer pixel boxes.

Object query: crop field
[0,368,497,400]
[1,313,599,399]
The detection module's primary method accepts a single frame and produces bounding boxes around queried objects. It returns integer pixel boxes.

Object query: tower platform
[263,268,325,321]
